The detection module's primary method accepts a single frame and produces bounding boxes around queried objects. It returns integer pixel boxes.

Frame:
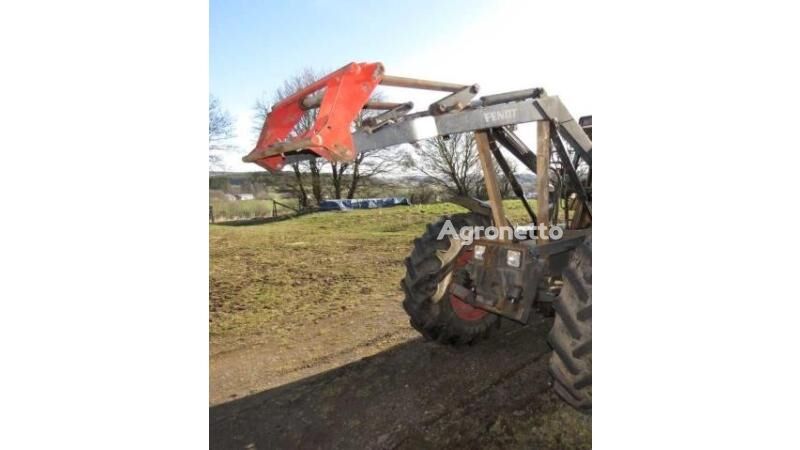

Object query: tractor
[243,62,592,412]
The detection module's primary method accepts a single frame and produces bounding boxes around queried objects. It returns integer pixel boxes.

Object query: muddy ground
[210,316,590,449]
[210,205,590,449]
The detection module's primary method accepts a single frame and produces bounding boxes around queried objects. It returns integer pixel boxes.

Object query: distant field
[210,197,300,221]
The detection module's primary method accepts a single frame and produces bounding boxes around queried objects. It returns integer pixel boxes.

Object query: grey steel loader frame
[282,92,592,168]
[245,71,592,236]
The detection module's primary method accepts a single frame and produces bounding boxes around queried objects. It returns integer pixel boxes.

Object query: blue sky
[211,0,596,171]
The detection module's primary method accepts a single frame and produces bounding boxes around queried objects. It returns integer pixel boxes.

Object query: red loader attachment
[243,62,384,172]
[243,62,483,172]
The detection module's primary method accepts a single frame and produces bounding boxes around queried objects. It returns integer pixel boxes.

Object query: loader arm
[282,93,591,167]
[243,61,592,173]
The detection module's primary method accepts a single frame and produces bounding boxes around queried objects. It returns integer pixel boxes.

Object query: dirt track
[210,316,591,449]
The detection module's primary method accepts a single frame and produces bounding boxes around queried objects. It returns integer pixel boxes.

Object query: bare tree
[289,162,310,209]
[330,160,347,199]
[346,150,402,198]
[209,95,235,169]
[406,133,482,197]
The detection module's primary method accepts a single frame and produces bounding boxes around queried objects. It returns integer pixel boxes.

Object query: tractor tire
[548,237,592,412]
[401,213,500,345]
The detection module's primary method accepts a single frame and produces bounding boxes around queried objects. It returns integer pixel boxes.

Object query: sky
[210,0,596,172]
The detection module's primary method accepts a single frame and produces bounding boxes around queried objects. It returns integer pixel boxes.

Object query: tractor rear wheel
[401,213,500,345]
[548,237,592,412]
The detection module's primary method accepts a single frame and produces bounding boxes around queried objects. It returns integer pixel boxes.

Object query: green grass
[209,199,589,445]
[209,200,561,351]
[209,194,569,223]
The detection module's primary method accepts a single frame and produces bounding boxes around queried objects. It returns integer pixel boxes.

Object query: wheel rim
[448,247,489,321]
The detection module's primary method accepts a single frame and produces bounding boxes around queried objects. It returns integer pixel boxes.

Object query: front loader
[244,62,593,412]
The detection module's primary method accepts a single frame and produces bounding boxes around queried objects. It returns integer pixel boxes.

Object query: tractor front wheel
[401,213,499,345]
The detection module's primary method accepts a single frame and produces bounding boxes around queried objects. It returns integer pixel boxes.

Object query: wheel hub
[448,247,489,321]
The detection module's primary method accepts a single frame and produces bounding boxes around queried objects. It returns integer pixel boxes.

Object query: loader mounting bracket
[450,239,543,323]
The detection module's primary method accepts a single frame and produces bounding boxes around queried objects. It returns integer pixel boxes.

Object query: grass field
[209,200,541,352]
[209,200,590,448]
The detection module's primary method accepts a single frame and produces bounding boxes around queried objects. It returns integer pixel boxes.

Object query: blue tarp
[318,197,411,211]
